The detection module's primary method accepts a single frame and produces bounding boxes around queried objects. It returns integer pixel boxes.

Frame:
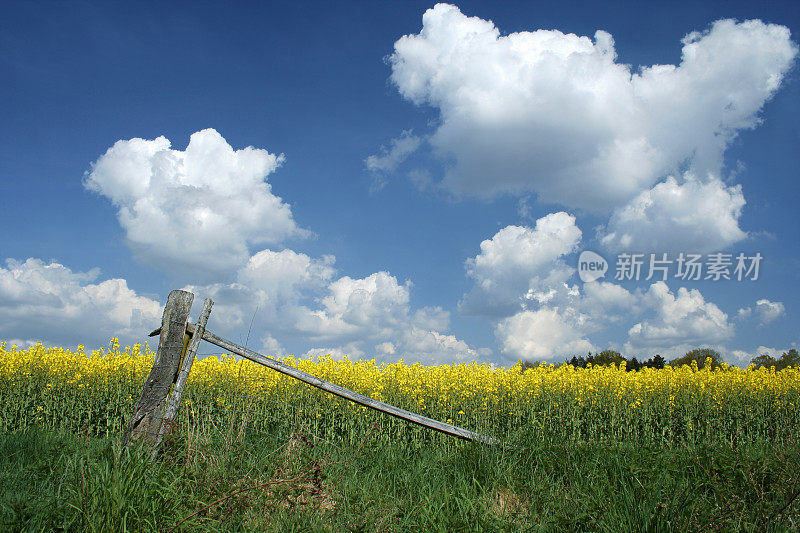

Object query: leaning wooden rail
[148,324,497,445]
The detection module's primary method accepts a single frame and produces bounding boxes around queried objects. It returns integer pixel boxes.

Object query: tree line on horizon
[520,348,800,372]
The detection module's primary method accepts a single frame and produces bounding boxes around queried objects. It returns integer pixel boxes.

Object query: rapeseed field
[2,339,798,447]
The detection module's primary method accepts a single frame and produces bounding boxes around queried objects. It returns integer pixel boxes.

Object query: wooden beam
[180,323,497,445]
[123,290,194,447]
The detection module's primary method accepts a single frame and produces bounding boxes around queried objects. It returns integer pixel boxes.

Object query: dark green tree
[593,350,624,366]
[671,348,723,369]
[751,353,778,369]
[751,349,799,370]
[568,355,588,368]
[518,359,543,372]
[777,348,800,370]
[644,354,666,369]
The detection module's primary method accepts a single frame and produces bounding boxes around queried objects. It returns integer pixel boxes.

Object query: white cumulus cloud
[303,343,366,360]
[84,128,308,282]
[460,212,581,317]
[398,327,480,363]
[458,211,740,362]
[754,299,786,324]
[184,249,336,337]
[731,345,796,364]
[375,341,397,355]
[299,272,414,341]
[238,249,336,303]
[389,5,797,209]
[189,256,481,364]
[0,258,161,349]
[580,281,640,323]
[626,282,734,350]
[260,334,287,357]
[495,308,595,362]
[600,174,747,253]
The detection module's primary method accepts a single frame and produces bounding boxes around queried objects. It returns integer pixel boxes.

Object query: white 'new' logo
[578,251,608,283]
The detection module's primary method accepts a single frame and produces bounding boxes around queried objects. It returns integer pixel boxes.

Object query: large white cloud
[498,280,738,362]
[0,258,161,349]
[626,281,734,350]
[398,327,480,363]
[238,249,336,304]
[185,251,326,339]
[494,279,646,362]
[292,271,415,341]
[579,281,640,323]
[458,209,743,362]
[460,213,639,325]
[189,256,481,364]
[460,212,581,316]
[600,174,747,253]
[459,211,613,361]
[84,129,308,282]
[389,5,797,209]
[186,249,337,335]
[495,308,594,361]
[301,329,480,365]
[497,276,738,361]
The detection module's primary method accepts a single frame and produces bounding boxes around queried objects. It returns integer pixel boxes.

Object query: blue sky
[1,0,798,365]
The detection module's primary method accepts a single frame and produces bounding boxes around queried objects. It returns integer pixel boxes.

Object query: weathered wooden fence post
[122,289,194,449]
[152,298,213,455]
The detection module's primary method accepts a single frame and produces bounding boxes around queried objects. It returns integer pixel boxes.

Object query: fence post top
[169,289,195,298]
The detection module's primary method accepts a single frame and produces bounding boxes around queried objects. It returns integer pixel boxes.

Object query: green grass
[2,427,799,532]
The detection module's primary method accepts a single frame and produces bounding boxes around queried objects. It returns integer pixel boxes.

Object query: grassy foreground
[2,427,799,532]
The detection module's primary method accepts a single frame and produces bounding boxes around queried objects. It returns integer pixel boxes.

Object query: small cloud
[365,130,423,190]
[189,254,479,364]
[261,334,287,357]
[732,345,785,364]
[399,327,480,364]
[304,343,365,360]
[755,299,785,325]
[375,341,397,355]
[407,168,433,191]
[746,230,776,242]
[517,195,533,221]
[737,299,785,325]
